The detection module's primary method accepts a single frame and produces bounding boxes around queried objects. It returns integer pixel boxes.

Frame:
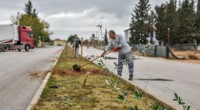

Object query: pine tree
[197,0,200,13]
[166,0,179,45]
[196,0,200,44]
[196,0,200,32]
[24,0,33,15]
[33,8,38,17]
[178,0,196,43]
[155,4,167,45]
[154,0,199,45]
[155,0,179,45]
[104,28,109,46]
[129,0,151,44]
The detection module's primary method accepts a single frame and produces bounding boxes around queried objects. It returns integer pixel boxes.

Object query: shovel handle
[81,51,113,67]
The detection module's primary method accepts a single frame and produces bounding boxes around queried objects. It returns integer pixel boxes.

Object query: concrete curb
[26,49,63,110]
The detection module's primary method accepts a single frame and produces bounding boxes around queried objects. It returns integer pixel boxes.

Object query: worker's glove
[114,47,120,52]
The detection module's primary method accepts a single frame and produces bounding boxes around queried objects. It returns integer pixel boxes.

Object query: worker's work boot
[129,75,133,81]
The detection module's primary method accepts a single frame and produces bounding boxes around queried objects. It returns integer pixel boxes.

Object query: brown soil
[29,71,49,80]
[171,49,200,59]
[170,49,200,63]
[53,68,105,76]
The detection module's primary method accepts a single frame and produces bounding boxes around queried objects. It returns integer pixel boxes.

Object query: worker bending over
[101,30,134,80]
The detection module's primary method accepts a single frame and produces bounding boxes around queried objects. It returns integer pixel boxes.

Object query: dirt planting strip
[29,70,50,80]
[53,68,105,76]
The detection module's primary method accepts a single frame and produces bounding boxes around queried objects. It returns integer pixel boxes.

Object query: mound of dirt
[53,68,105,76]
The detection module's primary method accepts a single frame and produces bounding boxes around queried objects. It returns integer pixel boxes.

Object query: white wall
[198,46,200,51]
[124,29,131,42]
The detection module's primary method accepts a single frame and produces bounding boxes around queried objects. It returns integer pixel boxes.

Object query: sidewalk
[82,46,200,110]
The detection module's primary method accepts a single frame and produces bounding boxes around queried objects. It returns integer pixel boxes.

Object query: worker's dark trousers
[117,51,134,77]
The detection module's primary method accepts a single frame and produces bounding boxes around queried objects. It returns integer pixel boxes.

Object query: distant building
[124,29,131,43]
[54,39,66,46]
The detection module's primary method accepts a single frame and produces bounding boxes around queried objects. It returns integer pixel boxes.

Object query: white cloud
[45,7,131,39]
[0,0,171,40]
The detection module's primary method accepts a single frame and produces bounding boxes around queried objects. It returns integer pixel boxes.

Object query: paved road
[82,47,200,110]
[0,46,63,110]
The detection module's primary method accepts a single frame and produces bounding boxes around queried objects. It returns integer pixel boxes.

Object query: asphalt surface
[82,47,200,110]
[0,46,63,110]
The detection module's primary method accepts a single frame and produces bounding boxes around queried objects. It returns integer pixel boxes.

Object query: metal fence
[133,45,168,58]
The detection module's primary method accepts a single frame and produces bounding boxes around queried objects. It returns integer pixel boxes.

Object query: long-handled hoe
[73,51,113,71]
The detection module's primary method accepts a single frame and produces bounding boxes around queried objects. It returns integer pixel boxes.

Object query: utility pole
[166,28,170,59]
[168,28,170,45]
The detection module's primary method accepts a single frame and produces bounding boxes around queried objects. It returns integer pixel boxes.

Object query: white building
[124,29,131,43]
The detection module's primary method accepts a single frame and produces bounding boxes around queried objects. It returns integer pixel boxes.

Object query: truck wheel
[2,45,9,52]
[25,45,30,52]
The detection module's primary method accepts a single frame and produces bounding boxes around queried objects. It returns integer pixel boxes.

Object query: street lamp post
[96,17,104,40]
[96,24,102,39]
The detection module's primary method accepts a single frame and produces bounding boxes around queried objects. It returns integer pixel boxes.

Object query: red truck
[0,24,34,52]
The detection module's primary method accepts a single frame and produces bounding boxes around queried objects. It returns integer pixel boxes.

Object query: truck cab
[0,24,34,52]
[18,26,34,51]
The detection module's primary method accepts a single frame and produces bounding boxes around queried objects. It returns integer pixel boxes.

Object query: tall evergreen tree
[178,0,196,43]
[24,0,33,15]
[196,2,200,30]
[197,0,200,13]
[155,4,167,45]
[166,0,179,45]
[129,0,151,44]
[155,0,179,45]
[195,0,200,44]
[33,8,38,17]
